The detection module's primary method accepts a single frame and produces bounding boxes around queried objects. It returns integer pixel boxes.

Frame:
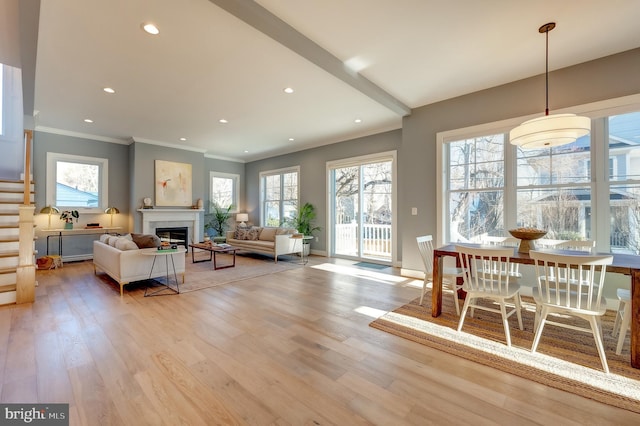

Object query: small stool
[612,288,631,355]
[48,255,63,269]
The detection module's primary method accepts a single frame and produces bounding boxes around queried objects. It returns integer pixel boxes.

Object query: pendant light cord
[545,27,549,116]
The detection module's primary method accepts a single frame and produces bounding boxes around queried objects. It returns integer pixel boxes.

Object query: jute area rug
[370,293,640,413]
[179,251,302,293]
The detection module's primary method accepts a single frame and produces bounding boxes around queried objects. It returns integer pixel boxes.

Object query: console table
[39,227,122,259]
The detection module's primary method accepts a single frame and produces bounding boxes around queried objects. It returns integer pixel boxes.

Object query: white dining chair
[480,236,522,279]
[416,235,464,315]
[612,288,631,355]
[555,239,595,252]
[529,250,613,373]
[455,245,523,346]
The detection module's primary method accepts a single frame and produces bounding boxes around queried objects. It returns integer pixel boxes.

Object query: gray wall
[25,47,640,276]
[129,142,205,232]
[32,131,130,257]
[205,156,245,210]
[245,129,402,254]
[31,135,247,256]
[400,47,640,273]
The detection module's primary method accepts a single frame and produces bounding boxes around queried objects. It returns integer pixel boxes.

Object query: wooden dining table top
[433,243,640,275]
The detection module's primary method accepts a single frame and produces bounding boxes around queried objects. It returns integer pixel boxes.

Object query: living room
[2,1,640,423]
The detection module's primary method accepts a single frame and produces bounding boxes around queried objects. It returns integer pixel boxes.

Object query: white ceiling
[31,0,640,162]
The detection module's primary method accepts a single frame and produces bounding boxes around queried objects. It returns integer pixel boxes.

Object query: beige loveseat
[225,227,299,262]
[93,234,186,295]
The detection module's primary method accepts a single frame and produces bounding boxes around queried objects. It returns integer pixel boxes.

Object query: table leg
[144,254,179,297]
[631,269,639,368]
[432,252,443,317]
[213,250,236,270]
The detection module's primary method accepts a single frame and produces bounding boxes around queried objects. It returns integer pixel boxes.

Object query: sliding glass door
[328,152,396,263]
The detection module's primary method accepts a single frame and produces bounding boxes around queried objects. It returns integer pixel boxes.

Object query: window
[46,153,108,212]
[608,111,640,254]
[439,99,640,254]
[209,171,239,212]
[448,134,505,241]
[260,167,299,227]
[516,134,592,240]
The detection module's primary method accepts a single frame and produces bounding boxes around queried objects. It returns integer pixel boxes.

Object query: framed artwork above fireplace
[155,160,192,206]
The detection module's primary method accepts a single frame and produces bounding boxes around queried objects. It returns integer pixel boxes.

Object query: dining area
[427,233,640,372]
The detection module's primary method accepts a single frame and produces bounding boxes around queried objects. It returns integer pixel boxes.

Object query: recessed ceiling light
[289,138,295,141]
[179,137,186,141]
[283,87,294,94]
[84,119,93,123]
[354,118,362,123]
[103,87,115,94]
[141,23,159,35]
[219,119,228,124]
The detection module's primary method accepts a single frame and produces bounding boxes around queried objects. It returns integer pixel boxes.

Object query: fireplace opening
[155,227,188,251]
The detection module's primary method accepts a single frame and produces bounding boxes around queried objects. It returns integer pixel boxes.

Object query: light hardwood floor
[1,255,639,425]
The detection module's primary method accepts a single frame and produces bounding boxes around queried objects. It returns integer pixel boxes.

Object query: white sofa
[225,227,300,262]
[93,237,186,296]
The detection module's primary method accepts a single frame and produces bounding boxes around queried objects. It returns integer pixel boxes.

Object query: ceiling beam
[209,0,411,117]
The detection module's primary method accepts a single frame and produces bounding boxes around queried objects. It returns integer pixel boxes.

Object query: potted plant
[204,203,234,243]
[285,202,321,256]
[60,209,79,229]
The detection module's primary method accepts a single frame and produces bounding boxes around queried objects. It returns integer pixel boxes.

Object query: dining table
[432,243,640,368]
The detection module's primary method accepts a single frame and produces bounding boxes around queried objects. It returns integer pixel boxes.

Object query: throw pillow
[259,227,277,242]
[99,234,110,243]
[247,228,260,240]
[131,233,161,248]
[108,236,120,246]
[115,238,139,251]
[234,228,249,240]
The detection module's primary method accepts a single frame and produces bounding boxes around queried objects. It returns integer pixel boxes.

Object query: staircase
[0,179,35,305]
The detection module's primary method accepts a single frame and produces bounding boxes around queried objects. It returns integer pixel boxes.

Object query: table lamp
[40,205,60,229]
[236,213,248,228]
[105,207,120,227]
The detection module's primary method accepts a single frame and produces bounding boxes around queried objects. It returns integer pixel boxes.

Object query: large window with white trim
[441,103,640,254]
[210,171,239,212]
[260,167,299,227]
[46,152,108,212]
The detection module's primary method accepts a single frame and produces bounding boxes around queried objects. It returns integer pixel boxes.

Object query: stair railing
[16,130,36,304]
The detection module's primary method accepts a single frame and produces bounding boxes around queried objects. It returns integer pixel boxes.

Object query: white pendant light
[510,23,590,149]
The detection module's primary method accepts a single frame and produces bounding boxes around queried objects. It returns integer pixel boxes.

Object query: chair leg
[612,299,626,337]
[531,307,549,353]
[533,305,541,334]
[588,316,610,373]
[419,277,428,305]
[616,304,631,355]
[499,301,512,347]
[452,287,460,316]
[513,295,523,331]
[457,297,472,332]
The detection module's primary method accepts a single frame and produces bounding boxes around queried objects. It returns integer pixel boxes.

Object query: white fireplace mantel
[138,208,204,243]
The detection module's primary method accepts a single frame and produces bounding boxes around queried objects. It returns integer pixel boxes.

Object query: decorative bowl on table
[508,228,547,253]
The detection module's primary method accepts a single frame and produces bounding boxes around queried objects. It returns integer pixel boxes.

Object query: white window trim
[209,171,240,213]
[436,93,640,249]
[46,152,109,213]
[259,165,300,227]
